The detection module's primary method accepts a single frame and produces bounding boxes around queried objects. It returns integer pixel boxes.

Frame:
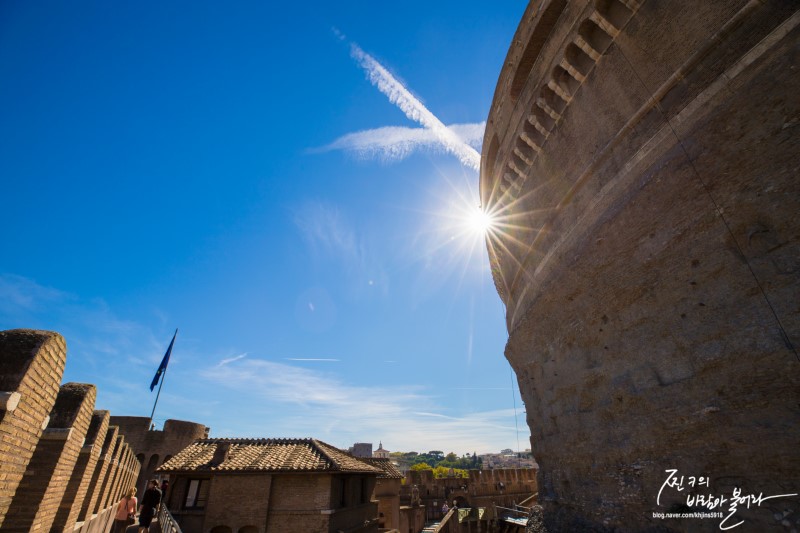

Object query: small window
[361,477,370,504]
[337,477,346,508]
[185,479,210,509]
[354,477,362,504]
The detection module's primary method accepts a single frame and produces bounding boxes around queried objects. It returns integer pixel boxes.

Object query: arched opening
[564,43,595,79]
[136,453,145,466]
[210,527,232,533]
[238,527,258,533]
[509,0,568,102]
[453,495,470,508]
[578,19,613,56]
[146,454,160,473]
[595,0,634,31]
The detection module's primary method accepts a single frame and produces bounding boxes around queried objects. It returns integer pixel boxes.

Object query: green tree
[410,462,432,471]
[433,466,468,479]
[428,450,445,461]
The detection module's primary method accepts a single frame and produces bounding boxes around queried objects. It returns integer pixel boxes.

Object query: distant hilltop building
[480,0,800,531]
[349,442,373,458]
[373,441,390,459]
[349,440,390,459]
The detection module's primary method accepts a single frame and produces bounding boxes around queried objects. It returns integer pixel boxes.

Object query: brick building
[360,458,403,531]
[158,437,384,533]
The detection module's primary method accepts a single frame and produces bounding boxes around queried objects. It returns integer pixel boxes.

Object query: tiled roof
[157,438,383,474]
[360,458,404,479]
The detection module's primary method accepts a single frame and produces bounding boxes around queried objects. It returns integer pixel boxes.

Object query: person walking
[113,487,137,533]
[138,479,162,532]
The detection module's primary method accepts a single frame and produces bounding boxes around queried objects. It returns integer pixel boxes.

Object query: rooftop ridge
[159,437,383,474]
[309,439,341,472]
[194,437,314,445]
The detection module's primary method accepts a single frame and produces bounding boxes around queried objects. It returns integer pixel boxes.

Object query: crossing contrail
[316,122,485,163]
[349,42,482,171]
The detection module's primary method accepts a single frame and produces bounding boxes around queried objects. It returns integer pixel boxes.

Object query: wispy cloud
[349,42,482,170]
[331,38,481,171]
[218,353,248,366]
[293,201,388,295]
[202,357,527,453]
[316,122,485,164]
[0,273,181,414]
[0,274,71,314]
[294,202,361,265]
[285,358,340,362]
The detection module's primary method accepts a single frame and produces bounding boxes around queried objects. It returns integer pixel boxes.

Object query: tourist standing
[113,487,137,533]
[138,479,162,532]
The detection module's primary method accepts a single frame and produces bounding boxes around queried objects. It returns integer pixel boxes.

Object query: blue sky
[0,1,529,455]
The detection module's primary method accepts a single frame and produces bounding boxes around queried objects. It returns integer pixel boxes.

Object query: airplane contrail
[349,42,482,171]
[315,122,485,162]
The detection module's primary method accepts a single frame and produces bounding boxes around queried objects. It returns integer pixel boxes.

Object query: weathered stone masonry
[481,1,800,531]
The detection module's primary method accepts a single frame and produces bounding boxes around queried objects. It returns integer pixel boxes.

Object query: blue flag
[151,329,177,391]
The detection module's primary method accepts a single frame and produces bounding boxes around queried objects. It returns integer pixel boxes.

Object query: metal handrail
[157,505,182,533]
[431,508,456,532]
[496,505,528,516]
[517,492,538,507]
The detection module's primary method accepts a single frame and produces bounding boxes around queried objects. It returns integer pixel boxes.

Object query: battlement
[0,329,207,532]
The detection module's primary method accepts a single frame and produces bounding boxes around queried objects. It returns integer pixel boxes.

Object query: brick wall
[0,328,198,531]
[167,472,380,533]
[3,382,96,532]
[78,424,118,521]
[51,409,109,531]
[401,468,537,522]
[0,329,67,526]
[374,478,401,530]
[204,474,272,532]
[96,434,125,512]
[268,473,378,533]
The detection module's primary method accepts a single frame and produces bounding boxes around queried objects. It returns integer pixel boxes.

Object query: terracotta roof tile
[360,458,404,479]
[157,438,382,475]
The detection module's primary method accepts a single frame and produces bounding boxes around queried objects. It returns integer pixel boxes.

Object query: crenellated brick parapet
[401,468,537,521]
[3,382,97,532]
[0,329,67,526]
[51,409,110,531]
[481,1,800,531]
[78,424,119,522]
[0,329,174,531]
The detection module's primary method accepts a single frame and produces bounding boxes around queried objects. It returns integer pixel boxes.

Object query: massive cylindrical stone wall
[480,1,799,531]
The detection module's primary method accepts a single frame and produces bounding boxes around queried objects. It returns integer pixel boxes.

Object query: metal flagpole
[149,329,177,429]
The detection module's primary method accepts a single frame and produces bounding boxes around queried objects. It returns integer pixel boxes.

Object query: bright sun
[467,205,495,235]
